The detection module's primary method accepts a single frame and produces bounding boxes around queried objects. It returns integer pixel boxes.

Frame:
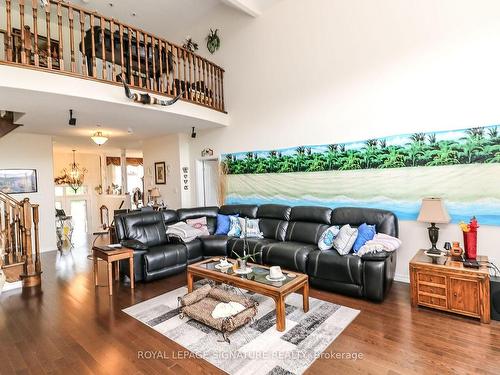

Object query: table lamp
[150,187,161,205]
[417,198,451,254]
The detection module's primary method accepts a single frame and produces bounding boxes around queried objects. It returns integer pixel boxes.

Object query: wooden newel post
[32,204,41,274]
[20,198,41,287]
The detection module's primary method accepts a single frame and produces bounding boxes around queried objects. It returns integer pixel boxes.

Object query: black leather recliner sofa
[115,204,398,302]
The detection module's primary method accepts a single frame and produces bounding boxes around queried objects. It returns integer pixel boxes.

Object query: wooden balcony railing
[0,191,41,288]
[0,0,225,112]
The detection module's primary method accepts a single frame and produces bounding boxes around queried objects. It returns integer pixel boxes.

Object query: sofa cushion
[238,218,263,238]
[331,207,399,237]
[177,207,219,234]
[262,241,317,273]
[333,224,358,255]
[352,223,376,253]
[257,204,290,241]
[118,211,167,247]
[184,239,204,263]
[219,204,258,218]
[285,222,330,245]
[307,249,363,285]
[143,244,187,272]
[199,235,230,257]
[160,209,179,225]
[318,225,340,250]
[227,237,278,263]
[290,206,332,224]
[214,214,234,235]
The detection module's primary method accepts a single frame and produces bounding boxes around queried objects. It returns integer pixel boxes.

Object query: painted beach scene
[222,125,500,225]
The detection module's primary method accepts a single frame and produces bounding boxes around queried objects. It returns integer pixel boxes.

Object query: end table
[92,245,134,296]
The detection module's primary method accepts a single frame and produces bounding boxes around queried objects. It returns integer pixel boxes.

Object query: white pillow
[333,224,358,255]
[238,218,263,238]
[227,216,241,237]
[318,226,340,250]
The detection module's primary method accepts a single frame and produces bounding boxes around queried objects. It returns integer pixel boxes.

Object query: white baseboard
[394,274,409,283]
[2,280,22,292]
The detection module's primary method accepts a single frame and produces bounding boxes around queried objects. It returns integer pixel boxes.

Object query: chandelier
[63,150,87,193]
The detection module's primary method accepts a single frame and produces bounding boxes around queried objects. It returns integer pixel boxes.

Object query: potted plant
[231,218,260,269]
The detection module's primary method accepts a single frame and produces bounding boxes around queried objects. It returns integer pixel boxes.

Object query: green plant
[206,29,220,54]
[182,37,198,52]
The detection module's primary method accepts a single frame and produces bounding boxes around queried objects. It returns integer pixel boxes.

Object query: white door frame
[195,157,219,207]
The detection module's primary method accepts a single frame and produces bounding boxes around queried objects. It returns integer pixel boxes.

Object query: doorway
[196,159,219,207]
[55,185,92,247]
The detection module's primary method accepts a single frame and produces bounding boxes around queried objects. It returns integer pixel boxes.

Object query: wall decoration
[120,74,184,107]
[0,169,37,194]
[206,29,220,54]
[182,37,199,52]
[222,125,500,225]
[182,167,189,191]
[155,162,167,184]
[202,148,214,157]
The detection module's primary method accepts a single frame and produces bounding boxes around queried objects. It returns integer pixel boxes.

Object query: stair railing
[0,191,41,287]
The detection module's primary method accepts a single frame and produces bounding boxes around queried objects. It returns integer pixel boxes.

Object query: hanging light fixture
[91,131,108,145]
[63,150,87,193]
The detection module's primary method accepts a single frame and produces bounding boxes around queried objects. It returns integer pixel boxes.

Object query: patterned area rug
[123,282,359,375]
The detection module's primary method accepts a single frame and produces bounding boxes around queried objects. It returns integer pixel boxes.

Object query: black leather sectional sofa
[115,204,398,302]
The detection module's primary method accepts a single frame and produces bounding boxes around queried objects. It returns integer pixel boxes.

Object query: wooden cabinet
[410,250,490,323]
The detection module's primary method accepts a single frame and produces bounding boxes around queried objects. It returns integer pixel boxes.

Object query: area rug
[123,282,359,375]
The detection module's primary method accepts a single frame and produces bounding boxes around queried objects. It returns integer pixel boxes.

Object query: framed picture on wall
[155,162,167,184]
[0,169,37,194]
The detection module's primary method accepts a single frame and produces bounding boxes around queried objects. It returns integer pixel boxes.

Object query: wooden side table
[409,249,490,323]
[92,245,134,296]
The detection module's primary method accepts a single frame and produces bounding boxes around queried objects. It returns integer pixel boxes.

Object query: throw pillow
[214,213,237,235]
[352,223,376,253]
[227,215,242,237]
[318,225,340,250]
[238,218,263,239]
[333,224,359,255]
[186,217,210,236]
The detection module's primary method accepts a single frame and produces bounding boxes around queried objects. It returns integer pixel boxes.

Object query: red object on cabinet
[463,231,477,260]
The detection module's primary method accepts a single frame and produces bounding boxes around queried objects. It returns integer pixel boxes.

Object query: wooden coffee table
[187,257,309,331]
[92,245,134,296]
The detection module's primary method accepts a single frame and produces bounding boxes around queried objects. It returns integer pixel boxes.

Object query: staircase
[0,111,23,138]
[0,192,41,288]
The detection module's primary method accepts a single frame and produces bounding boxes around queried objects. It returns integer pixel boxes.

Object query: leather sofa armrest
[121,239,148,250]
[361,251,392,261]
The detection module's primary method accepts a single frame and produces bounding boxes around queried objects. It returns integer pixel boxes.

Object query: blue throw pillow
[352,223,376,253]
[318,226,340,250]
[215,214,239,235]
[227,215,242,237]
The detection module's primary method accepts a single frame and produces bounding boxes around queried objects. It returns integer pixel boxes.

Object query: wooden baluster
[13,206,21,258]
[214,67,219,110]
[90,14,96,77]
[19,0,26,64]
[45,3,51,69]
[32,0,39,66]
[151,36,157,91]
[110,19,116,81]
[176,46,181,96]
[127,27,133,85]
[208,62,212,107]
[32,204,40,275]
[69,6,76,73]
[221,70,225,111]
[188,52,193,101]
[5,204,11,256]
[136,30,141,87]
[193,55,198,102]
[158,39,163,92]
[119,24,124,79]
[212,65,216,109]
[144,33,150,90]
[183,49,187,99]
[57,1,64,70]
[203,59,208,106]
[20,198,38,287]
[100,17,107,79]
[79,11,87,76]
[5,0,12,61]
[167,43,173,95]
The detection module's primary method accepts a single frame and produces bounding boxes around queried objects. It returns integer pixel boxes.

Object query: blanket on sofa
[355,233,402,257]
[166,222,205,242]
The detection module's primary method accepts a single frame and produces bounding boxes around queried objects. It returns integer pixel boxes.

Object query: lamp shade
[150,187,161,198]
[91,131,108,145]
[417,198,450,224]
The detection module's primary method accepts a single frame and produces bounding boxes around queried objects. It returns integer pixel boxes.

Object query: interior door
[198,159,219,207]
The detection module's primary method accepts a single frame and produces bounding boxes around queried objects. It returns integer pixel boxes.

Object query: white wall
[0,133,56,252]
[177,0,500,281]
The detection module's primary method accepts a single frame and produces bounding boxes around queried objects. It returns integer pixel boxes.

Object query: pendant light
[91,131,108,146]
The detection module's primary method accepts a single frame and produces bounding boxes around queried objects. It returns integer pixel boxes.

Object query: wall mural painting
[221,125,500,225]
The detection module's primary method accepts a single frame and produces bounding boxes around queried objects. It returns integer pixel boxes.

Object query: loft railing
[0,0,225,112]
[0,191,41,288]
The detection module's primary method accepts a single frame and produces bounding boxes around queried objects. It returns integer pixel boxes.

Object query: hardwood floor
[1,245,499,375]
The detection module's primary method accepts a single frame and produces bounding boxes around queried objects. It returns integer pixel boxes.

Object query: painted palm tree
[487,126,498,140]
[277,156,295,173]
[325,144,340,170]
[405,133,426,166]
[266,151,279,173]
[410,133,426,143]
[362,139,379,169]
[294,146,307,172]
[426,141,460,166]
[465,127,485,140]
[339,150,362,170]
[459,138,483,164]
[379,146,406,168]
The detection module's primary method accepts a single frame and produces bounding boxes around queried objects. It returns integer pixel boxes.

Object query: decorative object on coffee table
[417,197,451,254]
[410,249,490,323]
[187,257,309,331]
[178,283,258,343]
[460,216,479,260]
[231,218,260,274]
[92,245,134,296]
